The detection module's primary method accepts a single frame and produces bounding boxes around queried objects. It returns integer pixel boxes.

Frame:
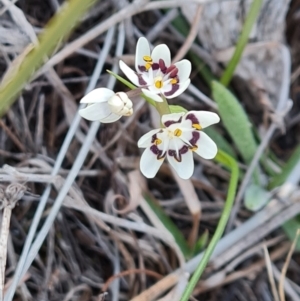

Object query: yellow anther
[154,138,162,145]
[190,145,198,151]
[145,62,152,70]
[174,129,182,137]
[155,80,163,89]
[143,55,152,62]
[192,123,202,130]
[170,78,178,84]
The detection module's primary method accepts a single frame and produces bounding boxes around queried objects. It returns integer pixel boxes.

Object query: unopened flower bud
[108,92,133,116]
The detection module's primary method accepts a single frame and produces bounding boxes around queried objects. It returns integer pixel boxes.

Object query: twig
[172,5,203,63]
[0,120,26,153]
[171,169,201,248]
[187,84,218,109]
[263,245,280,301]
[0,184,26,301]
[102,269,163,293]
[146,9,179,42]
[279,229,300,301]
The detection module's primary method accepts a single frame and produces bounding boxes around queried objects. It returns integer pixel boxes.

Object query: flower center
[154,76,164,89]
[155,80,163,89]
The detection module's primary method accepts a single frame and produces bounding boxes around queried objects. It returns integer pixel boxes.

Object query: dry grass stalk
[170,169,201,248]
[171,5,203,63]
[0,184,26,301]
[263,245,280,301]
[279,229,300,301]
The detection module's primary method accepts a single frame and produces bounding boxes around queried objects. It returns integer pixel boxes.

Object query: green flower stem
[156,96,171,117]
[180,150,239,301]
[0,0,97,117]
[220,0,263,86]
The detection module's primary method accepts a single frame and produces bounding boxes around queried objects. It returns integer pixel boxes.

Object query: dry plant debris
[0,0,300,301]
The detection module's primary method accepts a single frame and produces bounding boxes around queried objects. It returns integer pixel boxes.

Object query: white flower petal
[100,113,122,123]
[179,127,194,146]
[140,147,164,178]
[138,129,161,148]
[161,112,185,127]
[174,60,192,82]
[135,37,151,72]
[79,103,111,121]
[184,111,220,129]
[80,88,114,104]
[164,79,190,99]
[178,119,194,131]
[167,149,194,179]
[119,60,140,86]
[194,131,218,159]
[151,44,171,66]
[168,137,185,154]
[142,88,163,102]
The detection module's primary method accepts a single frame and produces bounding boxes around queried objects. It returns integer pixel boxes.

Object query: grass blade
[0,0,97,117]
[220,0,263,86]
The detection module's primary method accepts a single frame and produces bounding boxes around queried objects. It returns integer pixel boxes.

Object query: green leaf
[169,105,188,114]
[193,230,209,255]
[244,184,271,211]
[220,0,263,86]
[282,218,300,251]
[144,193,192,258]
[0,0,98,117]
[268,144,300,190]
[211,80,257,164]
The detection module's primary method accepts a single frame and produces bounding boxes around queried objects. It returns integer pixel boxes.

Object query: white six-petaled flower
[119,37,191,103]
[138,111,220,179]
[79,88,133,123]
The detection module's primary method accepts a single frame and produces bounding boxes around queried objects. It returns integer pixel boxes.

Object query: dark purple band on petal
[186,113,200,125]
[165,65,176,75]
[168,149,181,162]
[168,67,178,78]
[168,144,190,162]
[164,84,179,97]
[159,59,167,73]
[138,65,147,72]
[151,134,157,144]
[150,145,165,160]
[152,63,159,70]
[179,145,189,155]
[138,74,147,86]
[189,131,200,146]
[164,116,182,127]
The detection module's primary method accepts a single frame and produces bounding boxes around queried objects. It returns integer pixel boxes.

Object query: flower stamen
[190,145,198,151]
[155,80,163,89]
[154,138,162,145]
[143,55,153,71]
[174,129,182,137]
[192,124,202,130]
[143,55,152,62]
